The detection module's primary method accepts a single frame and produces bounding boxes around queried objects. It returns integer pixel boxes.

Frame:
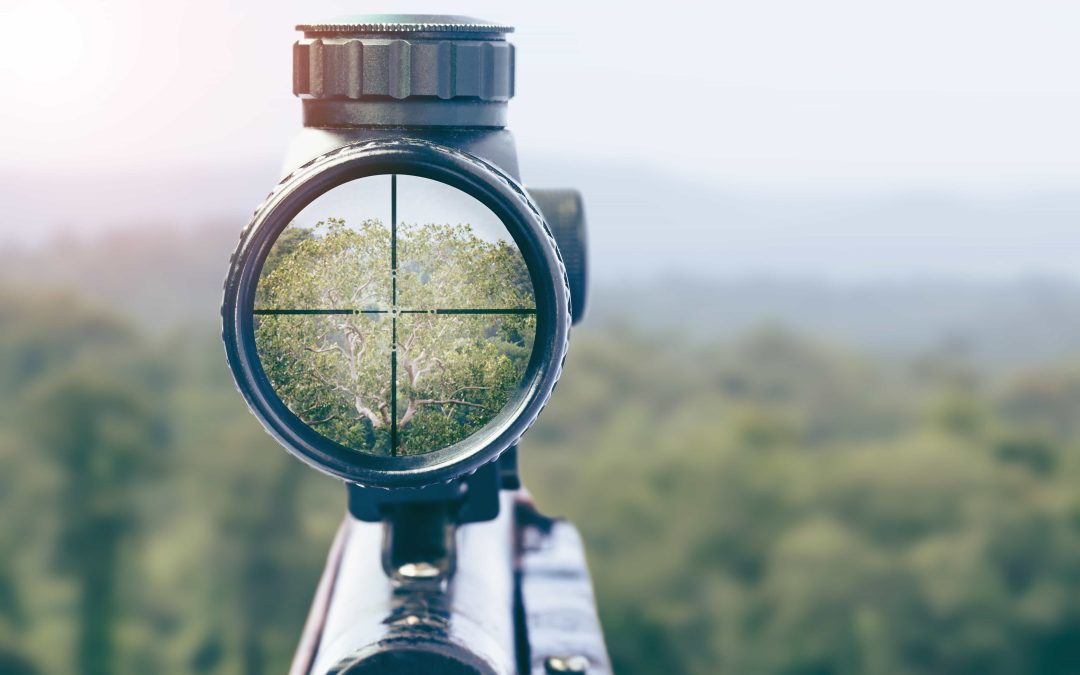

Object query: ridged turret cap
[294,15,515,128]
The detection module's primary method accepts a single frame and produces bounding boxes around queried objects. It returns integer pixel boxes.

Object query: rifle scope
[222,16,608,675]
[222,15,586,493]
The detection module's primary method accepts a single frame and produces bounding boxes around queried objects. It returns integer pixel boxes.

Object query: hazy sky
[2,0,1079,283]
[2,0,1079,187]
[294,174,512,245]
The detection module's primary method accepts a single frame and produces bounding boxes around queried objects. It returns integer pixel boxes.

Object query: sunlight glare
[0,2,86,83]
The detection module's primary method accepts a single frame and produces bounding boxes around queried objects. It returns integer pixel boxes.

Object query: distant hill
[0,222,237,330]
[3,221,1080,371]
[589,277,1080,369]
[4,159,1080,284]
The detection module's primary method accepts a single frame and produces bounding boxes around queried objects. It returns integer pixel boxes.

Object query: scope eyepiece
[223,139,570,489]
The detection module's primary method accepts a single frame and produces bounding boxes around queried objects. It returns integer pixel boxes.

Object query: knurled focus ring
[294,38,514,101]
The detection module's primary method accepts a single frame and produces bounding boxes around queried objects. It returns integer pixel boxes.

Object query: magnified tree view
[254,211,535,457]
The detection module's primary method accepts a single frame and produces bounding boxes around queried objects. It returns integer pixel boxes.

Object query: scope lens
[253,174,537,457]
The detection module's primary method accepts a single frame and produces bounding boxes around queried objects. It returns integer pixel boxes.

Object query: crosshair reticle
[252,174,537,457]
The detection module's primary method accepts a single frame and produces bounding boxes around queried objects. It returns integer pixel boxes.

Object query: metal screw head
[545,655,590,673]
[397,562,441,579]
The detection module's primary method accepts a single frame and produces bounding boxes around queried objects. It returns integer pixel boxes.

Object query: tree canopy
[254,218,535,456]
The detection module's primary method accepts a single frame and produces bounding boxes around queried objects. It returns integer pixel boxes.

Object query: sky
[1,0,1079,281]
[2,0,1079,184]
[295,174,512,245]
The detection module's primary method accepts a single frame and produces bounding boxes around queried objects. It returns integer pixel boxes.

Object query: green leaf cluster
[254,218,534,456]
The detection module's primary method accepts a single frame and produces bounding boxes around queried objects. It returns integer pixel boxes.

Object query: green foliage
[0,289,331,675]
[6,278,1080,674]
[27,371,167,675]
[523,325,1080,675]
[254,218,534,456]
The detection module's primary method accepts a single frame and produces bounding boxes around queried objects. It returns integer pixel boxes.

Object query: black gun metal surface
[289,494,610,675]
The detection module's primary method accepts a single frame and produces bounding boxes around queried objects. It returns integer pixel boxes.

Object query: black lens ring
[222,139,571,488]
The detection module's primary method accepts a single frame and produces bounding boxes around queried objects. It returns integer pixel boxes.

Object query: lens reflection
[254,175,536,457]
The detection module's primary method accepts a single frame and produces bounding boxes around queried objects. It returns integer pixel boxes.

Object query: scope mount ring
[222,138,571,489]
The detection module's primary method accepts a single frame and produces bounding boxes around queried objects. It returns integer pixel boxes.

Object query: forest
[3,227,1080,674]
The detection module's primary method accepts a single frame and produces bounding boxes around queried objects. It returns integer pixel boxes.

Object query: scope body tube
[282,127,522,182]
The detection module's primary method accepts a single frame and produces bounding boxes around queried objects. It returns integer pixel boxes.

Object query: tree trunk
[77,525,119,675]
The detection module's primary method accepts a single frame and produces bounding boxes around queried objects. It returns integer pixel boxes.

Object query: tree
[26,370,167,675]
[255,218,534,456]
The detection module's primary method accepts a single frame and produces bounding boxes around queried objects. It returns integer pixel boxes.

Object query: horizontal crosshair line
[253,308,387,315]
[399,308,536,315]
[253,308,536,315]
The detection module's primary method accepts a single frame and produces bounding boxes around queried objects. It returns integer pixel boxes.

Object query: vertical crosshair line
[390,175,398,456]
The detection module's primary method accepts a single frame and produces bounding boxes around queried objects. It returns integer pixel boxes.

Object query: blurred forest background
[3,0,1080,672]
[3,224,1080,675]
